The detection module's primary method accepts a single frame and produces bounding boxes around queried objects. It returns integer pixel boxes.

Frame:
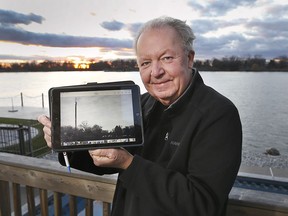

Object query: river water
[1,71,288,168]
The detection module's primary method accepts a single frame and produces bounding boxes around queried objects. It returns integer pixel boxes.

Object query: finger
[90,154,115,167]
[42,125,52,148]
[44,133,52,148]
[38,115,52,148]
[89,149,108,157]
[93,149,106,154]
[38,115,51,128]
[88,149,96,157]
[89,148,132,169]
[43,126,51,137]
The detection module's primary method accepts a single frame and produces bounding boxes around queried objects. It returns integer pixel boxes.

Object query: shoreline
[241,150,288,169]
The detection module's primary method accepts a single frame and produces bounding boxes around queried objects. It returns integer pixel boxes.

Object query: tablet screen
[50,83,143,151]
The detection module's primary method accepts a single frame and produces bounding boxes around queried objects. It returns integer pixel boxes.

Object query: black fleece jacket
[59,69,242,216]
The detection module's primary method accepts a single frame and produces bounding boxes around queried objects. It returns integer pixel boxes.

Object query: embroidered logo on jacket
[170,141,180,146]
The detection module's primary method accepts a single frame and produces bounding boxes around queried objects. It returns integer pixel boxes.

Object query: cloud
[245,18,288,38]
[0,9,44,25]
[0,9,133,50]
[126,22,143,38]
[100,20,125,31]
[195,33,245,53]
[97,21,143,46]
[100,20,143,38]
[186,1,288,60]
[194,29,288,59]
[0,25,133,48]
[190,19,219,34]
[188,0,257,16]
[264,4,288,18]
[0,54,55,61]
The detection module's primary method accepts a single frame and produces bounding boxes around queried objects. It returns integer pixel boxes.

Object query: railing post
[85,199,93,216]
[40,189,48,216]
[26,186,36,216]
[0,180,11,216]
[103,202,111,216]
[27,126,33,157]
[12,183,22,216]
[42,93,44,108]
[69,195,77,216]
[18,125,26,155]
[21,92,24,107]
[54,192,62,216]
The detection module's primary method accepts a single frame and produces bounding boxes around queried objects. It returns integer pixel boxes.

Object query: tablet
[49,82,144,151]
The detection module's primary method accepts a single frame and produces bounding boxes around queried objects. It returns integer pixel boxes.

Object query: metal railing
[0,92,46,108]
[0,124,39,156]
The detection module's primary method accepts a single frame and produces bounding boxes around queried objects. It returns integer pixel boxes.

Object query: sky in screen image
[0,0,287,65]
[60,90,134,130]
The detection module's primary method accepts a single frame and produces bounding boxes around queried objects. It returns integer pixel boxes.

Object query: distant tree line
[0,59,138,72]
[1,55,288,72]
[61,122,135,144]
[194,55,288,71]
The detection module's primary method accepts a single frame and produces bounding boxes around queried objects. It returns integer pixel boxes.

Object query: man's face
[136,27,194,106]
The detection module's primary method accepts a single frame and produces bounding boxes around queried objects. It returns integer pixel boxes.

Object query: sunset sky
[0,0,287,64]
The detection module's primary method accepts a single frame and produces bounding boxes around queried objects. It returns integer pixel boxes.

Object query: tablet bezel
[49,82,144,151]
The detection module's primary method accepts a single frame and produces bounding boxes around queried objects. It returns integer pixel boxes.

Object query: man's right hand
[37,114,52,148]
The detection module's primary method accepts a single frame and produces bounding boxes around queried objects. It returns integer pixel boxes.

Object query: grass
[0,117,50,157]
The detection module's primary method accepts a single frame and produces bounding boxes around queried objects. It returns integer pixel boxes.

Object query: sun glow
[74,62,90,69]
[67,57,91,69]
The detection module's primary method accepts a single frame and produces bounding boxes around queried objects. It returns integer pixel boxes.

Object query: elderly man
[39,16,242,216]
